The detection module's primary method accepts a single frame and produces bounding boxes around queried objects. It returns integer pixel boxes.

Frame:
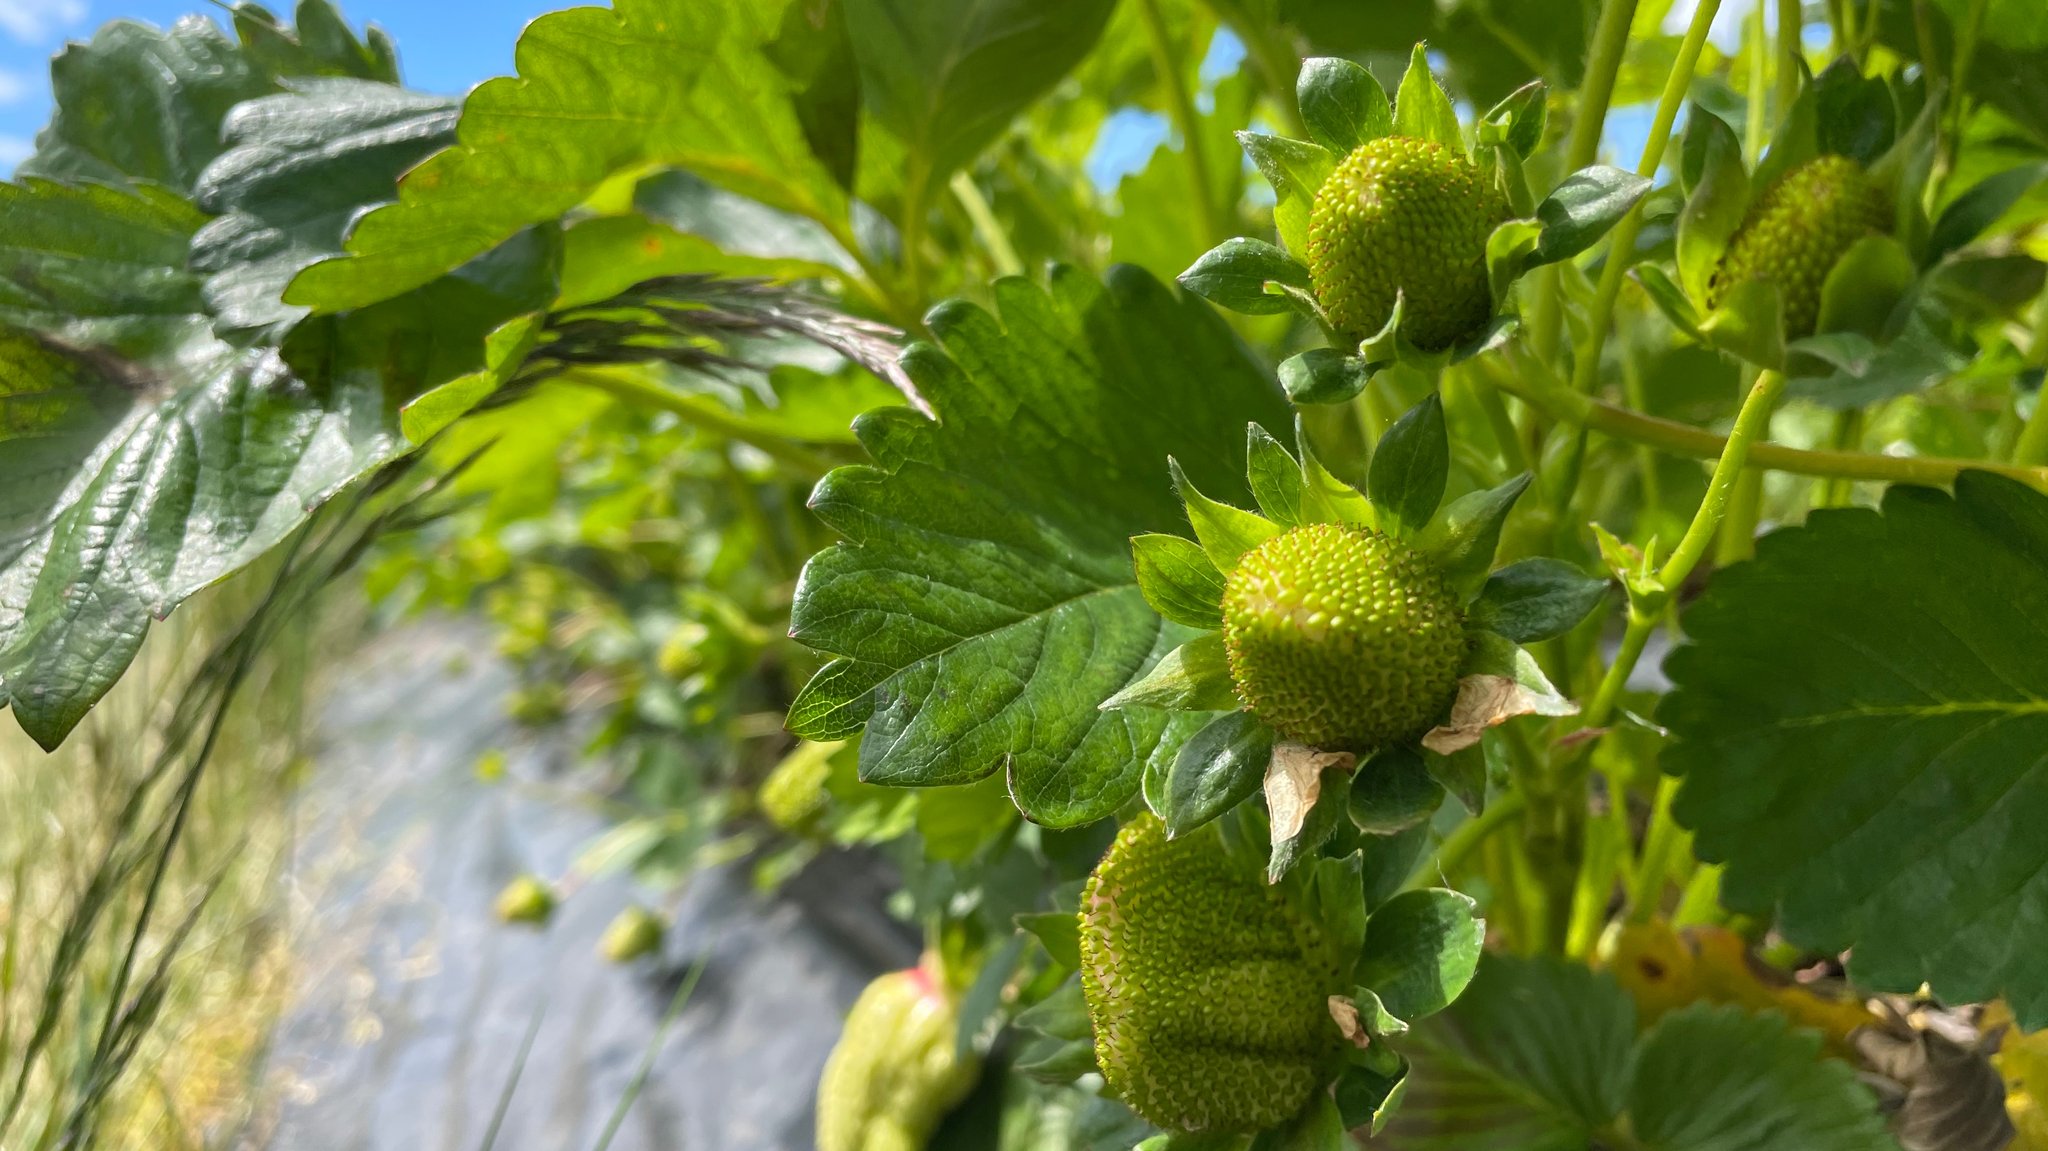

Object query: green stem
[1567,0,1641,172]
[1579,370,1790,741]
[822,217,917,330]
[1412,791,1528,889]
[1714,467,1765,564]
[1215,5,1305,136]
[1490,350,2048,489]
[1621,347,1663,510]
[948,170,1024,278]
[1529,0,1640,367]
[1138,0,1224,245]
[1818,409,1865,507]
[1570,0,1726,397]
[1745,0,1770,162]
[1626,775,1687,923]
[1779,0,1804,113]
[1460,362,1531,474]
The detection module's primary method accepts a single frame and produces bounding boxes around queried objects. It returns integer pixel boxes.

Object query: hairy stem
[1528,0,1641,368]
[1489,350,2048,489]
[1138,0,1224,245]
[1570,0,1725,397]
[949,171,1024,278]
[1415,791,1528,889]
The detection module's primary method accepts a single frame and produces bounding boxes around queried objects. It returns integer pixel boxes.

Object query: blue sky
[0,0,562,168]
[2,0,1773,184]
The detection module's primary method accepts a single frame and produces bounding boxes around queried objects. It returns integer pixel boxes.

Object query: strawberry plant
[6,1,2048,1149]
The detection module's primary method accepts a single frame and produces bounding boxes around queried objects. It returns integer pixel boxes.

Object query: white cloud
[0,135,34,170]
[0,0,89,45]
[0,69,31,106]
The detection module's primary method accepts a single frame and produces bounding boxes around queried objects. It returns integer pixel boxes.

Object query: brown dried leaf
[1421,672,1579,755]
[1264,741,1356,842]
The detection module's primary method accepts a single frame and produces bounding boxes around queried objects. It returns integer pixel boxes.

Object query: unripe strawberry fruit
[1222,523,1465,751]
[1306,135,1511,350]
[494,874,556,926]
[598,905,666,963]
[817,963,981,1151]
[759,745,832,835]
[1708,154,1890,339]
[1079,815,1342,1134]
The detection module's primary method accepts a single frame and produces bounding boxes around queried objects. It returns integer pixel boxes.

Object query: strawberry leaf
[289,0,851,312]
[1297,56,1391,155]
[787,267,1290,826]
[1663,472,2048,1028]
[1385,957,1899,1150]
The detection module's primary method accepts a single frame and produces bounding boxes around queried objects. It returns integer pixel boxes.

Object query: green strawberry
[493,874,556,926]
[817,962,981,1151]
[759,743,833,835]
[1306,135,1511,350]
[598,905,666,963]
[1222,523,1466,751]
[1078,815,1342,1134]
[1708,154,1891,339]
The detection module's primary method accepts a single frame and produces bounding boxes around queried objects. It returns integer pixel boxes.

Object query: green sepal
[1469,557,1611,643]
[1347,744,1445,834]
[1334,1057,1410,1135]
[1178,237,1316,316]
[1367,393,1450,535]
[1461,631,1576,716]
[1239,131,1335,255]
[1812,55,1897,165]
[1868,90,1938,256]
[1013,1031,1099,1083]
[1131,532,1227,629]
[1487,218,1544,306]
[1247,422,1310,526]
[1355,888,1485,1021]
[1676,107,1750,306]
[1632,262,1705,339]
[1171,457,1282,571]
[1483,137,1537,218]
[1527,165,1653,268]
[1012,976,1089,1040]
[1419,472,1532,592]
[1478,79,1548,161]
[1295,415,1377,526]
[1426,743,1487,814]
[1279,346,1371,405]
[1268,765,1352,883]
[1163,710,1273,838]
[1248,1093,1346,1151]
[1311,849,1369,983]
[1448,315,1519,366]
[1015,912,1082,971]
[1100,633,1240,713]
[1698,278,1787,370]
[1358,290,1409,368]
[1813,233,1916,341]
[1591,523,1666,606]
[1392,43,1462,154]
[1752,62,1819,194]
[1342,987,1410,1038]
[1297,56,1391,155]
